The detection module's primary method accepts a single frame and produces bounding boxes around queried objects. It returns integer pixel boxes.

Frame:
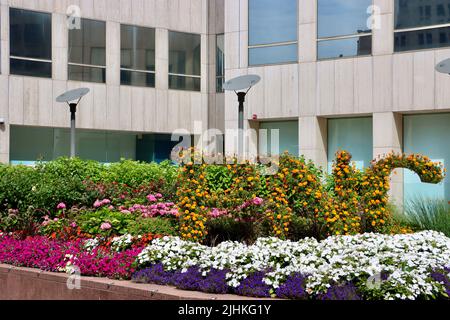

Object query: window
[169,31,201,91]
[317,0,372,60]
[248,0,298,65]
[403,113,450,203]
[327,117,373,172]
[216,34,225,93]
[259,121,299,156]
[68,18,106,83]
[395,0,450,52]
[121,25,155,87]
[9,8,52,78]
[9,126,177,164]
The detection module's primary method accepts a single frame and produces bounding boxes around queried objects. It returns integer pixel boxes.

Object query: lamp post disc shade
[56,88,90,103]
[436,58,450,74]
[223,75,261,91]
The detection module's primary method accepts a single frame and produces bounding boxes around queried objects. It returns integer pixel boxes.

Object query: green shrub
[30,158,103,212]
[205,165,234,192]
[97,160,178,187]
[75,208,135,237]
[127,217,177,236]
[0,158,180,215]
[403,198,450,237]
[0,164,39,211]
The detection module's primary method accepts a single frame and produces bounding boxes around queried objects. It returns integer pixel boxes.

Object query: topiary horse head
[328,150,446,235]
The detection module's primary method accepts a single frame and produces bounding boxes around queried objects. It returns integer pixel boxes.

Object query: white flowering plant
[136,231,450,300]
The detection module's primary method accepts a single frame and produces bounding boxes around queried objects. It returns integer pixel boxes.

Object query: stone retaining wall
[0,264,258,300]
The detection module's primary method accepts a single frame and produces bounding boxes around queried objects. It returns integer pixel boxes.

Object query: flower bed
[1,231,449,300]
[135,231,450,300]
[0,234,145,279]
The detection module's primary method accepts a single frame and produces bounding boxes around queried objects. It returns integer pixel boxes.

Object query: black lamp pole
[69,103,77,158]
[237,91,247,158]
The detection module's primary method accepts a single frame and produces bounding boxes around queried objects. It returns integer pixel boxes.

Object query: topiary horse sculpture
[325,150,446,236]
[176,149,445,242]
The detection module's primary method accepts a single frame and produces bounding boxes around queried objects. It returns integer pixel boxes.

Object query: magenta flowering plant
[119,194,179,219]
[0,235,143,279]
[93,199,112,209]
[231,197,266,223]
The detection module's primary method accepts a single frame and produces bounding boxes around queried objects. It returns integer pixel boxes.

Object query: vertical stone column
[373,112,404,207]
[298,0,321,168]
[0,73,8,163]
[106,21,120,86]
[0,5,9,163]
[299,116,328,170]
[52,13,68,81]
[155,28,168,91]
[1,4,9,76]
[298,0,317,63]
[224,0,244,156]
[372,0,394,56]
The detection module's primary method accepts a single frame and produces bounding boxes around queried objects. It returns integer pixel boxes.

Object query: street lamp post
[223,75,261,158]
[56,88,90,158]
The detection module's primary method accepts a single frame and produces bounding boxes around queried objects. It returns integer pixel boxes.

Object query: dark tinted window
[395,26,450,52]
[216,34,224,92]
[121,25,155,71]
[120,25,155,87]
[69,18,106,82]
[169,31,201,91]
[394,0,450,52]
[9,8,52,78]
[395,0,450,29]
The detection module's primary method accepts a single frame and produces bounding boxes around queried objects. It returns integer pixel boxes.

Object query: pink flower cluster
[209,208,229,218]
[42,215,59,227]
[100,222,112,231]
[0,235,142,279]
[93,199,112,208]
[56,202,66,210]
[120,202,179,218]
[236,197,264,211]
[146,193,163,202]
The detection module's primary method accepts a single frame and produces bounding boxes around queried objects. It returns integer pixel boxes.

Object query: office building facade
[0,0,449,205]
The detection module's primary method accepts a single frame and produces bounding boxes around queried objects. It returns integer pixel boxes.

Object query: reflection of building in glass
[394,0,450,52]
[395,26,450,52]
[356,30,372,55]
[395,0,450,29]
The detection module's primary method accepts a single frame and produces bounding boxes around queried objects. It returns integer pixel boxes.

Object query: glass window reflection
[69,19,106,66]
[249,44,298,65]
[317,0,373,60]
[394,0,450,52]
[249,0,297,46]
[318,36,372,60]
[248,0,298,66]
[68,18,106,83]
[216,34,225,92]
[9,8,52,78]
[169,31,201,91]
[120,24,155,87]
[395,26,450,52]
[395,0,450,30]
[318,0,372,38]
